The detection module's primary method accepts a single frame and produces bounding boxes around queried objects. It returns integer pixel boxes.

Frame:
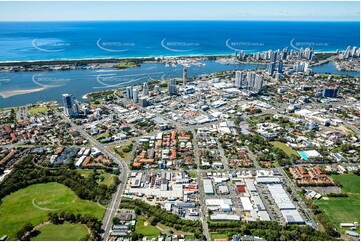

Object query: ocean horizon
[0,20,359,62]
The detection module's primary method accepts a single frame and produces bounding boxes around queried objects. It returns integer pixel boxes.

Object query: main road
[191,129,211,241]
[62,114,129,241]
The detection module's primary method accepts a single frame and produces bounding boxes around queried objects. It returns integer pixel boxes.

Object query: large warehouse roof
[210,214,240,221]
[245,179,257,192]
[267,184,295,210]
[240,197,253,211]
[203,179,214,194]
[281,209,304,224]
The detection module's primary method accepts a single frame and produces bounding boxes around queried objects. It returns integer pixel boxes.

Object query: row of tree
[15,222,34,240]
[306,201,341,238]
[47,212,101,240]
[119,199,204,239]
[209,221,334,241]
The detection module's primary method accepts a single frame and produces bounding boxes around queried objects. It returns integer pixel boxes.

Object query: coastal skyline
[0,1,359,21]
[0,2,360,242]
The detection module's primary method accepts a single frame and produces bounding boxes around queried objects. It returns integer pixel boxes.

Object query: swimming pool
[298,151,309,160]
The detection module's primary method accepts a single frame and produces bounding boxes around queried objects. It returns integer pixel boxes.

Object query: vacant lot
[270,141,300,157]
[78,169,116,186]
[28,106,50,116]
[110,142,134,162]
[0,182,104,240]
[210,232,228,240]
[31,222,89,241]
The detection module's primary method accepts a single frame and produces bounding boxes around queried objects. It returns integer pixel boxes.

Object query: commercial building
[154,85,160,94]
[258,211,271,221]
[203,179,214,195]
[322,86,339,98]
[183,68,188,85]
[235,71,244,89]
[139,97,148,107]
[267,184,295,210]
[281,209,304,224]
[62,93,74,117]
[143,82,149,96]
[255,177,283,184]
[277,60,283,73]
[240,197,253,211]
[245,179,257,192]
[210,214,240,221]
[126,86,133,98]
[133,88,139,103]
[168,79,177,95]
[268,62,275,75]
[254,74,264,93]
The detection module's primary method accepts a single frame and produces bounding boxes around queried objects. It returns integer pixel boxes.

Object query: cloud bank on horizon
[0,1,359,21]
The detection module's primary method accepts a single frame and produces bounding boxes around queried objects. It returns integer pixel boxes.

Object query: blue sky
[0,1,359,21]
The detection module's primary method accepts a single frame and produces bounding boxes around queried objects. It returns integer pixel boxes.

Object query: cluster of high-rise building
[341,46,360,59]
[267,60,284,75]
[62,93,81,117]
[125,83,150,107]
[293,61,309,73]
[234,71,264,94]
[241,47,315,62]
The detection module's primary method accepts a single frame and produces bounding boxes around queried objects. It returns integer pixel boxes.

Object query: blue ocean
[0,21,359,61]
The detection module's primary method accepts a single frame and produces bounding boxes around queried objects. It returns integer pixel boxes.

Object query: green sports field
[31,222,89,241]
[331,173,360,194]
[0,182,105,240]
[316,173,360,233]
